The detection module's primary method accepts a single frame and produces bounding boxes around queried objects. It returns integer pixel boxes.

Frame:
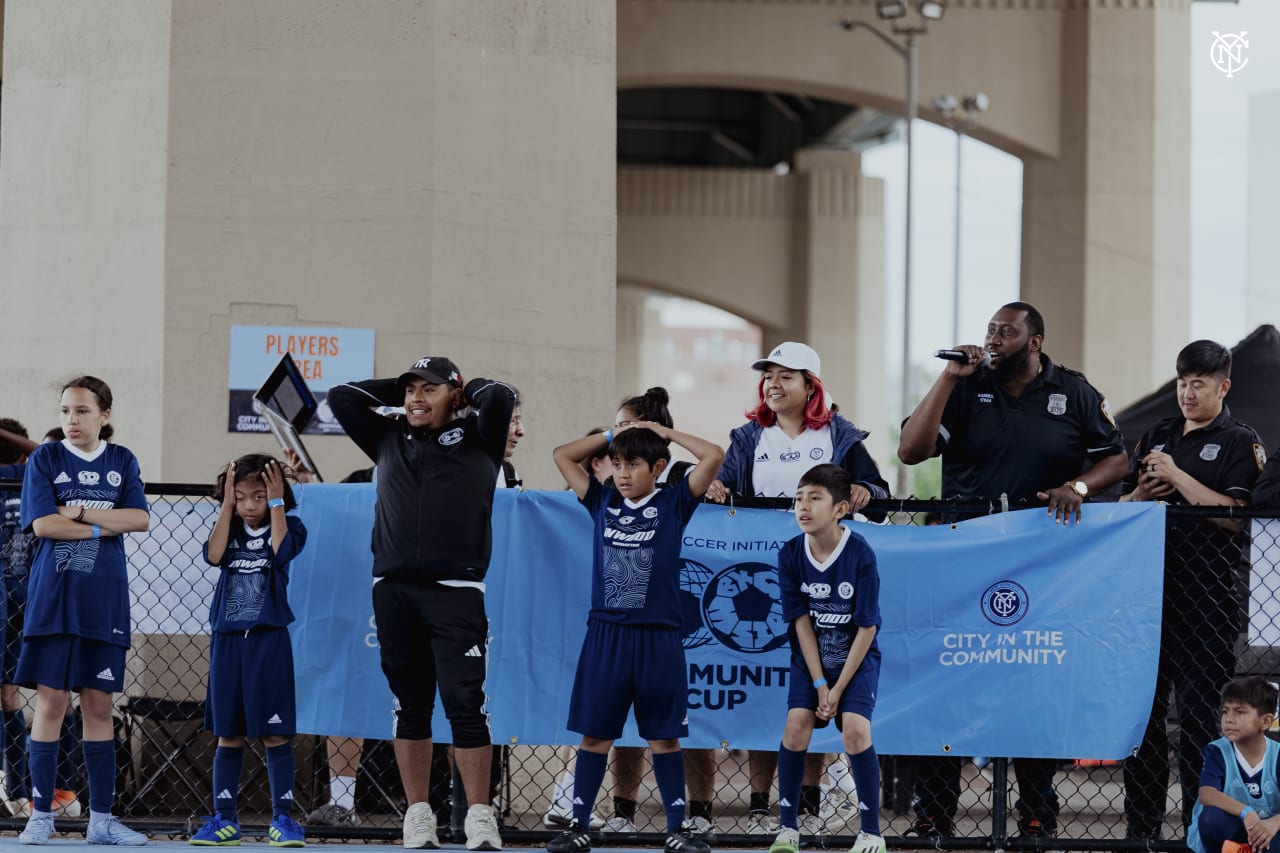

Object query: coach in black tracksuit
[330,357,515,852]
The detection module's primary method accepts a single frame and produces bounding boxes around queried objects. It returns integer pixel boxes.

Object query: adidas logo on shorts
[465,646,482,658]
[97,668,114,680]
[267,713,283,724]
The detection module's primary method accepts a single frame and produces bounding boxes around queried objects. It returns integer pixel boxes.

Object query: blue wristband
[604,429,613,444]
[813,677,828,689]
[91,524,101,540]
[267,498,285,509]
[1241,806,1255,818]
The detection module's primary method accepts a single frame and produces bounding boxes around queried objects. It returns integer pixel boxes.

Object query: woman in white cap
[707,342,888,507]
[705,342,889,837]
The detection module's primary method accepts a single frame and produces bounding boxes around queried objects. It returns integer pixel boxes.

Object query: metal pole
[896,33,919,499]
[952,127,962,346]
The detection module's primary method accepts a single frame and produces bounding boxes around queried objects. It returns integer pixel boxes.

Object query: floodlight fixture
[918,1,947,21]
[963,92,990,113]
[875,1,908,20]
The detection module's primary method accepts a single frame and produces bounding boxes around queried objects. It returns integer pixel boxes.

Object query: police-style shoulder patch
[1256,443,1269,471]
[1100,398,1117,429]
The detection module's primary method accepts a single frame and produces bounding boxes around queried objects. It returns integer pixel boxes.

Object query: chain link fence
[0,481,1276,848]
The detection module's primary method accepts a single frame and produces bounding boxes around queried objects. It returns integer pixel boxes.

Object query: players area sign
[227,325,374,434]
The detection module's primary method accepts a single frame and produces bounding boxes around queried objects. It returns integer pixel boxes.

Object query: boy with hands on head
[548,420,723,853]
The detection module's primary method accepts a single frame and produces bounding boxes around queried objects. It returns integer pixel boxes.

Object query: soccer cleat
[268,814,306,847]
[906,816,950,838]
[681,816,718,842]
[601,815,637,833]
[52,788,82,818]
[664,829,711,853]
[747,812,781,834]
[849,831,887,853]
[18,811,54,845]
[769,826,801,853]
[190,815,242,846]
[546,823,593,853]
[86,815,149,846]
[464,804,503,851]
[305,803,358,827]
[402,802,440,850]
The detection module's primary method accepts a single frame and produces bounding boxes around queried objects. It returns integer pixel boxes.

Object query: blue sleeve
[274,515,308,565]
[19,448,58,533]
[852,537,882,629]
[676,477,700,526]
[779,541,807,623]
[203,518,235,568]
[0,464,23,480]
[580,476,606,517]
[116,450,148,512]
[841,441,890,500]
[715,425,749,493]
[1200,742,1227,791]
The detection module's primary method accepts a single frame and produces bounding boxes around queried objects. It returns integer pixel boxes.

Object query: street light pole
[836,4,943,499]
[932,92,989,350]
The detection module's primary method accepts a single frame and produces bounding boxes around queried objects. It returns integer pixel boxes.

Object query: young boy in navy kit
[770,464,885,853]
[1187,677,1280,853]
[549,421,724,853]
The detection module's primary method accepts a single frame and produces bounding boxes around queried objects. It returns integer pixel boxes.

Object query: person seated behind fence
[189,454,308,848]
[1186,677,1280,853]
[768,464,884,853]
[548,420,723,853]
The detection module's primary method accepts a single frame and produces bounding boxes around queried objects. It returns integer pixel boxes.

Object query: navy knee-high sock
[3,709,30,799]
[82,740,115,816]
[777,745,806,829]
[651,750,687,834]
[213,746,244,822]
[848,746,881,835]
[28,738,57,814]
[571,750,607,830]
[265,743,296,818]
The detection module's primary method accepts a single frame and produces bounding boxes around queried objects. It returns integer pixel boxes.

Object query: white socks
[330,775,357,810]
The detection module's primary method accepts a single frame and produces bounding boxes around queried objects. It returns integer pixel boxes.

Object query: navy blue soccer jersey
[778,526,881,671]
[203,515,307,633]
[19,441,148,647]
[579,477,699,628]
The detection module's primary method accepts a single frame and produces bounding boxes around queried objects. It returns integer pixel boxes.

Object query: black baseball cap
[397,356,463,389]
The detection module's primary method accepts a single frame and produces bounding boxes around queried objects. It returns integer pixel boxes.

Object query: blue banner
[288,487,1164,758]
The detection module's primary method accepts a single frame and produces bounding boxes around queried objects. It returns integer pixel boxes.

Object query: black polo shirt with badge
[931,354,1126,503]
[1120,405,1265,608]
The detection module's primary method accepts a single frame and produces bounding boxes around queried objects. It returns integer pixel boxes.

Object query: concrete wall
[1,1,617,488]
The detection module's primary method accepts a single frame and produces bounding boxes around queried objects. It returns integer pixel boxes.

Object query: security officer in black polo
[898,301,1130,840]
[1119,340,1267,841]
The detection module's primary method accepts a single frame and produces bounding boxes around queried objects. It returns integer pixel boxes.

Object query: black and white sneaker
[664,829,711,853]
[547,823,593,853]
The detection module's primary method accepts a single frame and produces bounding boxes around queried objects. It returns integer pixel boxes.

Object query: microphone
[934,349,992,368]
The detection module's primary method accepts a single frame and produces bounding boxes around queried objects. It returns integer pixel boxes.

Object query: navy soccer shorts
[787,648,880,725]
[204,627,297,738]
[17,634,126,694]
[567,619,689,742]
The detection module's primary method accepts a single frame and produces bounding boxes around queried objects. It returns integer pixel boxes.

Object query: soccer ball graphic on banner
[702,562,789,654]
[679,559,716,649]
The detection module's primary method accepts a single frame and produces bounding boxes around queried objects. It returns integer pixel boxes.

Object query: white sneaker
[681,815,717,841]
[464,803,502,851]
[402,801,440,850]
[819,784,855,825]
[849,831,887,853]
[602,815,637,833]
[542,784,603,829]
[747,812,781,834]
[769,826,801,853]
[19,811,54,845]
[798,813,824,836]
[85,815,149,846]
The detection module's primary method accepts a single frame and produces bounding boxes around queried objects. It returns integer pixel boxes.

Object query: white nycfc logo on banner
[1046,394,1067,416]
[1200,444,1221,462]
[1211,31,1248,78]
